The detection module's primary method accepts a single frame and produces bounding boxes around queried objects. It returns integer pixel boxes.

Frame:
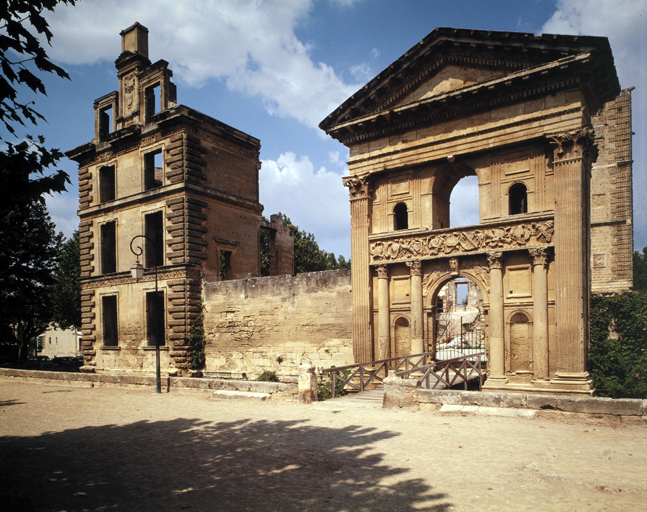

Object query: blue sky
[12,0,646,259]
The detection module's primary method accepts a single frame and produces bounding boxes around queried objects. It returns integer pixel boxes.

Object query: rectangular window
[220,250,232,281]
[144,83,160,123]
[99,106,113,140]
[144,211,164,267]
[100,221,117,274]
[99,165,116,202]
[146,291,165,347]
[144,149,163,190]
[102,295,118,347]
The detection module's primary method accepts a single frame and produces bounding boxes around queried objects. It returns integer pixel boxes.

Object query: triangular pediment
[394,65,505,108]
[320,27,619,138]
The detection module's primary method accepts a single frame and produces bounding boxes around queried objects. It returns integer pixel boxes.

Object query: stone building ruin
[320,27,633,395]
[66,23,297,376]
[67,25,634,394]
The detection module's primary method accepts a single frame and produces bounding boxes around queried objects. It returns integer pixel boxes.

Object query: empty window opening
[99,106,113,140]
[220,250,232,281]
[509,183,528,215]
[100,221,116,274]
[449,175,480,228]
[102,295,118,347]
[146,291,165,347]
[144,83,161,122]
[144,149,163,190]
[394,202,409,230]
[99,165,116,203]
[260,228,272,277]
[456,282,468,306]
[144,211,164,268]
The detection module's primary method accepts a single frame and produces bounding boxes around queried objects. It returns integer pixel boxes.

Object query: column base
[482,375,508,391]
[548,372,594,395]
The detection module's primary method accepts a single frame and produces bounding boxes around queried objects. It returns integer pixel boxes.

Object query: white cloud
[260,152,350,256]
[370,48,381,59]
[349,61,373,81]
[45,193,79,239]
[330,0,364,7]
[44,0,363,129]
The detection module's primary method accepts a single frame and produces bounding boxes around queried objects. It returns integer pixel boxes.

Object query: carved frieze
[369,219,554,263]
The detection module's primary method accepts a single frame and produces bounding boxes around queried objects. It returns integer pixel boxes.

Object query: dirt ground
[1,380,645,512]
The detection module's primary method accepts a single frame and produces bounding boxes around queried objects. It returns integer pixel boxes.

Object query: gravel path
[1,380,645,511]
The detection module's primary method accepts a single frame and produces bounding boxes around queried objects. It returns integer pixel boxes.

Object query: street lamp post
[130,235,161,394]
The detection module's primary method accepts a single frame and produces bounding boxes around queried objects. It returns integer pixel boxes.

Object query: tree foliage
[0,0,74,206]
[588,291,647,399]
[0,200,62,362]
[51,230,81,330]
[260,214,350,275]
[633,246,647,292]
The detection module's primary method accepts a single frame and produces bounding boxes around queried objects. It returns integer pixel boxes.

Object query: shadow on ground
[1,415,451,511]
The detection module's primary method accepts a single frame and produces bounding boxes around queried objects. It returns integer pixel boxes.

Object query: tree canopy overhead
[0,0,75,207]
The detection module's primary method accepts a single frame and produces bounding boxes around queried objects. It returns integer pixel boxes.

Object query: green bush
[317,369,350,401]
[257,370,280,382]
[187,301,206,370]
[589,293,647,398]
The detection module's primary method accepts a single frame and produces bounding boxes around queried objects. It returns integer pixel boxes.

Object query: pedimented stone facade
[321,28,634,395]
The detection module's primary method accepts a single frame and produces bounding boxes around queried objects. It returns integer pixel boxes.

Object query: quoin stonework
[320,27,633,395]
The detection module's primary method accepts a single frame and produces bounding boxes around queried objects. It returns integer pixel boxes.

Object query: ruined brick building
[320,28,633,395]
[68,25,633,394]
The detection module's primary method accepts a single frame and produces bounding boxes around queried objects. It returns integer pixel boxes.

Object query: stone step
[212,390,271,401]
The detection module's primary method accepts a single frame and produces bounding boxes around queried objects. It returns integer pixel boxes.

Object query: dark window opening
[102,295,118,346]
[260,228,271,277]
[100,221,116,274]
[220,250,232,281]
[99,165,116,202]
[144,83,161,123]
[144,149,163,190]
[146,291,165,347]
[437,298,444,313]
[145,211,164,268]
[394,202,408,230]
[509,183,528,215]
[99,106,113,140]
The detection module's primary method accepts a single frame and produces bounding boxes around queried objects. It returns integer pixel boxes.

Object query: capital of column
[376,264,388,279]
[342,175,371,200]
[548,127,598,164]
[529,247,549,268]
[406,260,422,276]
[486,251,503,270]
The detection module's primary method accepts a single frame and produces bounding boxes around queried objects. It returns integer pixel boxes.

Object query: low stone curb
[383,376,647,417]
[212,390,271,401]
[0,368,297,400]
[440,404,537,418]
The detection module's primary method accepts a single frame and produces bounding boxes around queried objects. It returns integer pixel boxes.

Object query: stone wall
[590,88,634,293]
[202,270,353,376]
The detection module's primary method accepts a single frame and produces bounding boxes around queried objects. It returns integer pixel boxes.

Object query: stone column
[549,129,595,393]
[343,176,373,363]
[376,264,390,360]
[530,248,549,381]
[484,251,507,386]
[407,260,424,355]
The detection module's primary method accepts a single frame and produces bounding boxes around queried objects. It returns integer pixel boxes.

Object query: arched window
[509,183,528,215]
[394,202,408,230]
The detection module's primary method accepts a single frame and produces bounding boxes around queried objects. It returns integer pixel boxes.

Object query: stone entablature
[368,216,554,264]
